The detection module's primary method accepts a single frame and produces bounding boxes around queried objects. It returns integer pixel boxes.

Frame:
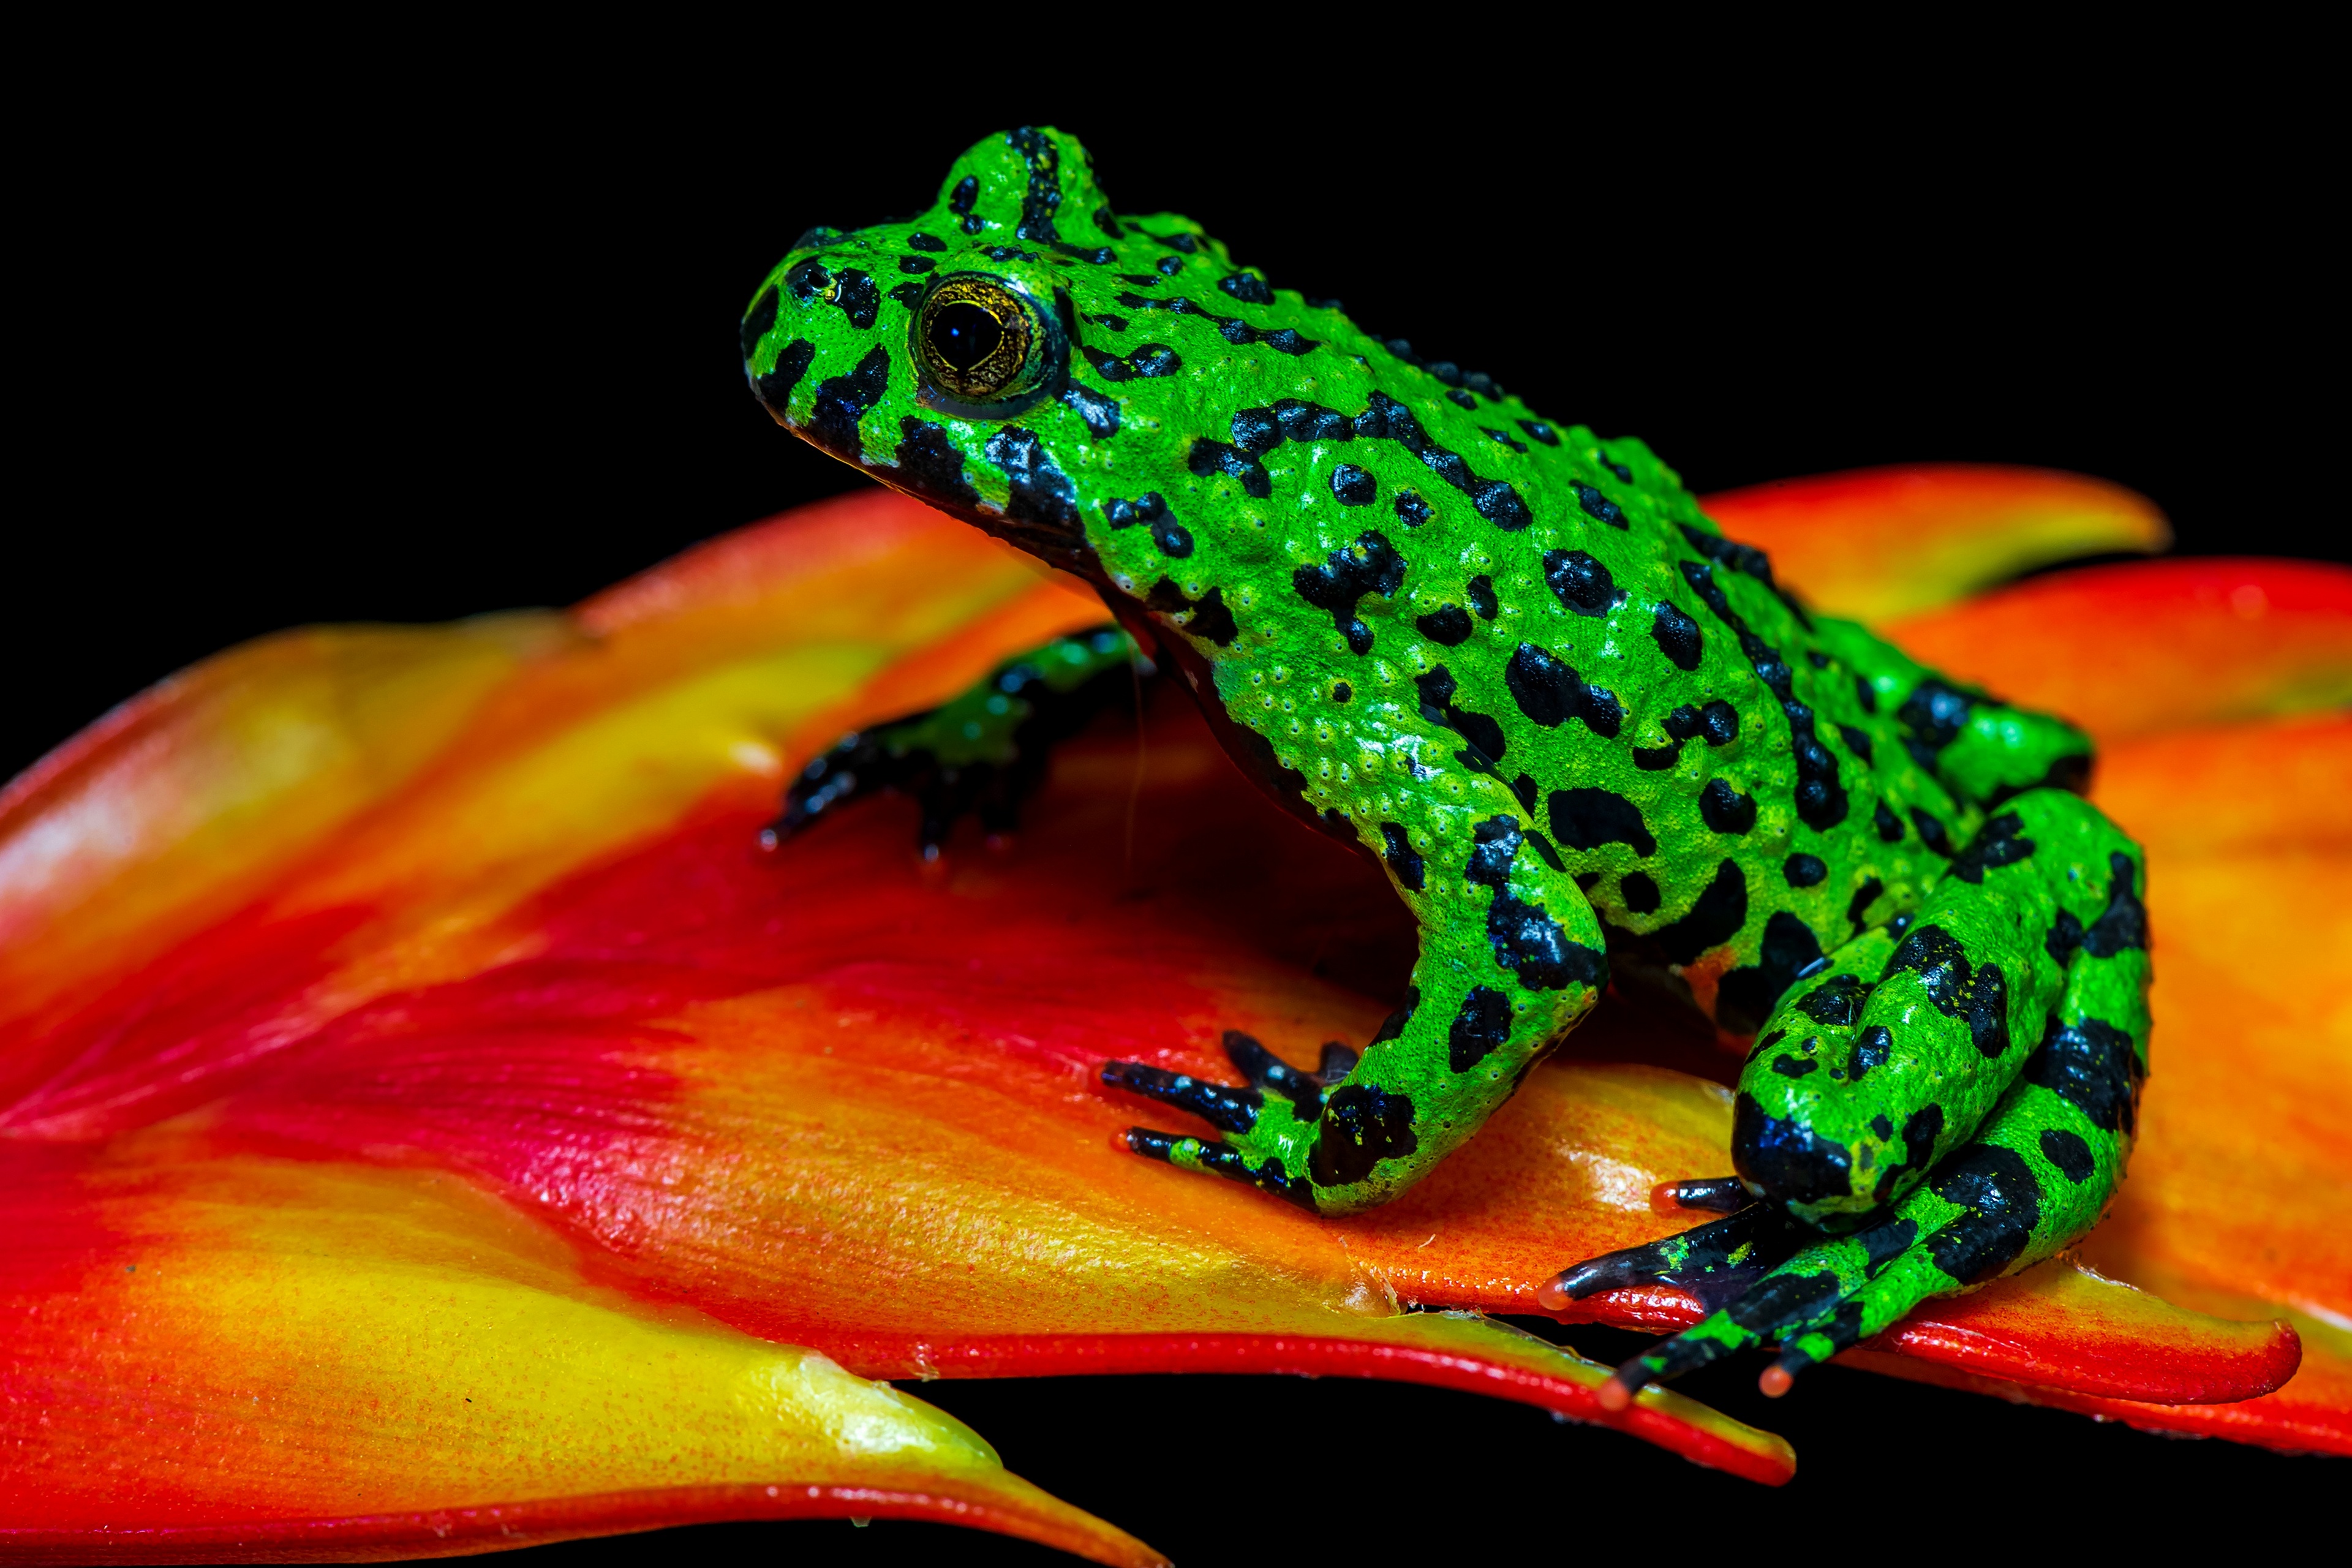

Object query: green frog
[741,127,2151,1406]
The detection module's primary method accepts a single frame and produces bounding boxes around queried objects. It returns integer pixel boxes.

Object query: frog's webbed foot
[1103,1031,1354,1213]
[760,627,1143,859]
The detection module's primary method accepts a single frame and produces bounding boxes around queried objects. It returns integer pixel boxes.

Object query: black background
[17,38,2342,1561]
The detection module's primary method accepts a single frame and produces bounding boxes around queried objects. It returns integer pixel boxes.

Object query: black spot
[1380,823,1424,889]
[1784,854,1828,888]
[1518,420,1560,446]
[1505,644,1621,737]
[1717,911,1827,1036]
[1844,878,1885,933]
[1772,1054,1817,1077]
[1188,438,1272,499]
[1663,701,1740,747]
[2022,1014,2143,1134]
[1416,603,1474,646]
[1575,484,1628,529]
[1925,1144,2043,1284]
[1798,974,1873,1027]
[1082,343,1182,382]
[1699,778,1757,835]
[824,268,881,330]
[1651,603,1703,670]
[899,254,937,274]
[1331,464,1378,506]
[1372,989,1418,1045]
[1678,559,1847,831]
[1951,812,2036,884]
[1464,817,1607,992]
[1008,126,1065,243]
[1466,575,1499,619]
[1145,579,1238,646]
[1909,808,1954,857]
[1732,1091,1853,1207]
[807,346,892,458]
[893,418,978,507]
[907,232,947,252]
[2045,908,2086,968]
[1544,550,1616,617]
[1874,801,1906,843]
[1102,492,1192,557]
[1838,723,1874,765]
[983,426,1080,529]
[1899,680,1978,756]
[752,337,816,417]
[739,288,779,361]
[1645,859,1749,966]
[1874,1102,1946,1196]
[1593,448,1634,483]
[2081,853,2149,956]
[1395,491,1433,527]
[1219,271,1274,304]
[949,175,979,215]
[1294,531,1408,655]
[1620,872,1662,913]
[1310,1084,1419,1187]
[1060,383,1121,439]
[1449,985,1513,1071]
[1354,391,1531,531]
[1885,924,2011,1058]
[1855,675,1879,715]
[887,281,926,307]
[1332,682,1353,704]
[1547,788,1657,856]
[2040,1129,2097,1185]
[1414,666,1509,765]
[1871,1114,1896,1140]
[1850,1025,1893,1082]
[1508,773,1540,812]
[1855,1215,1920,1278]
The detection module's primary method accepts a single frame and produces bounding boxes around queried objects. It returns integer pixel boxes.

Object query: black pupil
[929,301,1005,372]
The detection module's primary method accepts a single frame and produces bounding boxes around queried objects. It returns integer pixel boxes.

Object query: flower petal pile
[4,474,2345,1560]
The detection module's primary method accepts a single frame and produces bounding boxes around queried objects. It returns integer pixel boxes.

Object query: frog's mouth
[858,441,1108,592]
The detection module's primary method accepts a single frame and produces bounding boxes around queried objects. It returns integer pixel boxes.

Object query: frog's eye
[912,275,1061,412]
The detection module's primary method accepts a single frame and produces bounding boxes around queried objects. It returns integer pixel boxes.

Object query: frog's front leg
[1106,783,1608,1215]
[764,627,1144,858]
[1548,789,2150,1404]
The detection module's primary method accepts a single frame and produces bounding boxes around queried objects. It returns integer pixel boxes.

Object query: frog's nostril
[1730,1091,1853,1208]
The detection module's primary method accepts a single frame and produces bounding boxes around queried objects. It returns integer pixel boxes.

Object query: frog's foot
[1554,1068,2129,1409]
[1103,1031,1355,1213]
[1543,1202,1811,1317]
[759,627,1144,859]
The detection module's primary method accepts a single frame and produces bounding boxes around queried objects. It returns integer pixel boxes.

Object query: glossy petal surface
[5,474,2346,1558]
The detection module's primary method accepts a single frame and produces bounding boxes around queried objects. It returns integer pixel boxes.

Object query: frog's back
[744,126,1989,1032]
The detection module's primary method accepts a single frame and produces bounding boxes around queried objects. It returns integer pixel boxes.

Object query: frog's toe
[1540,1202,1809,1316]
[1104,1032,1332,1211]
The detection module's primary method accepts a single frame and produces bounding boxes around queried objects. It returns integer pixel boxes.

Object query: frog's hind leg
[1545,789,2150,1403]
[762,626,1145,858]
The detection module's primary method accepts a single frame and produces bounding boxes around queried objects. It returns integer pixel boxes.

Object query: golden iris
[914,277,1047,405]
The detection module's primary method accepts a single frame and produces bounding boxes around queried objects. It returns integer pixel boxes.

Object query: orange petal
[1883,557,2352,741]
[6,491,2340,1551]
[0,1137,1163,1564]
[1700,464,2168,620]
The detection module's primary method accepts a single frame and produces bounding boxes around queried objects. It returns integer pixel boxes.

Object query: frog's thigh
[1308,782,1608,1215]
[1734,788,2149,1227]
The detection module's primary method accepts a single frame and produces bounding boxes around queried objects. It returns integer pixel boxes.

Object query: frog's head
[741,126,1395,598]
